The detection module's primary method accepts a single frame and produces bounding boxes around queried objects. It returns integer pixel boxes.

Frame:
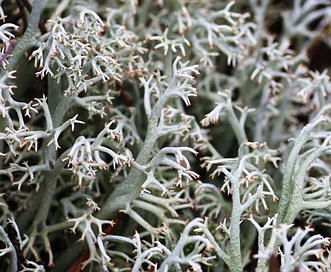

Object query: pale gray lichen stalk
[1,0,331,271]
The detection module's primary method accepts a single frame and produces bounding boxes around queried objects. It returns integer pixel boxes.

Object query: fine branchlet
[1,0,331,271]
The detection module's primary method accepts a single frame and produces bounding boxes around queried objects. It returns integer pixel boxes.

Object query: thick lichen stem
[97,81,170,218]
[7,0,47,72]
[22,76,74,265]
[228,169,244,272]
